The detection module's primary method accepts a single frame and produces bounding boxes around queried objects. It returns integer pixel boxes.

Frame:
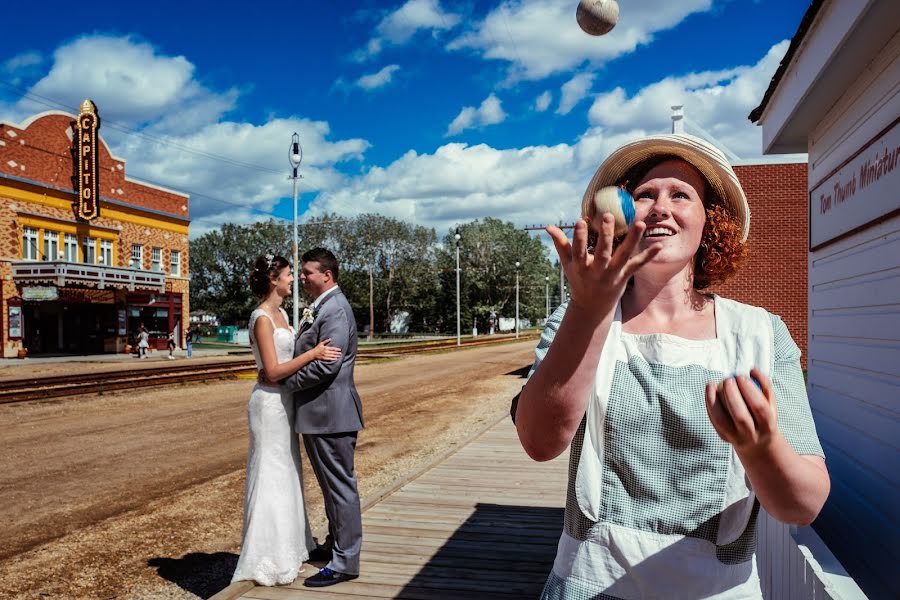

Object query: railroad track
[0,333,538,404]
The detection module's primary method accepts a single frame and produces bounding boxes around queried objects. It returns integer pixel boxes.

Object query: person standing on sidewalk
[186,325,196,359]
[167,330,176,359]
[137,324,150,359]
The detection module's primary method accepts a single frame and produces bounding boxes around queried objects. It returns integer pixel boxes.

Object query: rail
[0,333,539,404]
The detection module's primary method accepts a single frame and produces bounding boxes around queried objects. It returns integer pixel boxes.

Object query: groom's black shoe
[307,545,332,562]
[303,567,358,587]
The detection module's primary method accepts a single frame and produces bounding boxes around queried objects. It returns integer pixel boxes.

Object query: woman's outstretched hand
[546,214,661,318]
[312,338,343,362]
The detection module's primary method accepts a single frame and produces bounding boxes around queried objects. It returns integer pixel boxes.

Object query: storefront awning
[11,261,166,292]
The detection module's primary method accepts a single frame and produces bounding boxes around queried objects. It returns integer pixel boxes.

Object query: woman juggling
[515,134,830,599]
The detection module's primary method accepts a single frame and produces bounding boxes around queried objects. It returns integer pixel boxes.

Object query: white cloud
[449,0,713,82]
[9,35,237,135]
[534,90,552,112]
[356,64,402,91]
[355,0,461,61]
[446,94,507,136]
[0,35,371,233]
[586,40,792,158]
[307,141,584,229]
[557,72,595,115]
[2,51,43,73]
[1,51,44,87]
[0,33,797,243]
[305,40,799,242]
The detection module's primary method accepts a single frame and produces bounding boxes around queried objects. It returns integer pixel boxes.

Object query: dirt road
[0,340,537,599]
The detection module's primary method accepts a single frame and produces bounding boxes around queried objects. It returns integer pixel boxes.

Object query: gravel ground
[0,341,535,599]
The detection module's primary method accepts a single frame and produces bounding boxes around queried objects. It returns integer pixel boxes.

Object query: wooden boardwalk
[219,417,568,600]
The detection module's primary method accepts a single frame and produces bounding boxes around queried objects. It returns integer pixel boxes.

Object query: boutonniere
[301,306,318,326]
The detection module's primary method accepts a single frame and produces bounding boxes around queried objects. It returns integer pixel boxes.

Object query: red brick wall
[0,112,188,218]
[713,162,808,367]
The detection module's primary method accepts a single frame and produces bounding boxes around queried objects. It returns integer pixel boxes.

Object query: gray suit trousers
[304,432,362,575]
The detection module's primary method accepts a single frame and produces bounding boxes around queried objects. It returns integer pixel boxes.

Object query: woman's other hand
[546,214,661,319]
[312,338,343,362]
[705,368,779,454]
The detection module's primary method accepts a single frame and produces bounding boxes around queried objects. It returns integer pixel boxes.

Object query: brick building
[713,159,809,367]
[0,101,190,357]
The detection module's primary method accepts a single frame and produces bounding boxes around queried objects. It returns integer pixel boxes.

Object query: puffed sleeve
[511,301,569,423]
[770,314,824,458]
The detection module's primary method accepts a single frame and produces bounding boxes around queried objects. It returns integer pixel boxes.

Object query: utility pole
[515,261,520,339]
[288,134,303,329]
[455,228,461,346]
[368,264,374,342]
[524,222,578,308]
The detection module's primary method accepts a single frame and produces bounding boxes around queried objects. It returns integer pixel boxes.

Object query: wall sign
[58,288,116,304]
[8,305,22,339]
[22,286,59,301]
[74,99,101,221]
[811,119,900,249]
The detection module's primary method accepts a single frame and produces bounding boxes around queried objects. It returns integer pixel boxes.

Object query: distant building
[751,0,899,597]
[0,101,190,356]
[189,310,219,327]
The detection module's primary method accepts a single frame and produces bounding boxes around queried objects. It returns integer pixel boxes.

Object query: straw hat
[582,133,750,242]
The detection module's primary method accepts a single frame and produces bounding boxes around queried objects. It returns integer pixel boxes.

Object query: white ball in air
[576,0,620,36]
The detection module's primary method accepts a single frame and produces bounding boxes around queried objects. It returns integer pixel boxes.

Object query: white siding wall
[758,510,866,599]
[805,31,900,600]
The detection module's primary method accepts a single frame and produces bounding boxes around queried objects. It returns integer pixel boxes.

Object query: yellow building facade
[0,102,190,357]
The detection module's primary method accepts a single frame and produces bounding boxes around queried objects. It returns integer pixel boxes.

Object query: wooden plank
[235,419,566,599]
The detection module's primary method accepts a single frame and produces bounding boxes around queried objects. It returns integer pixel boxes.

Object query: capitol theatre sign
[74,99,100,220]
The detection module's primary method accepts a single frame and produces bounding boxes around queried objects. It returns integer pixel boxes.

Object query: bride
[231,253,342,586]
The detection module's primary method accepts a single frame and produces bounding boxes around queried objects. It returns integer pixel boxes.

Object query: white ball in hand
[589,186,634,237]
[576,0,620,36]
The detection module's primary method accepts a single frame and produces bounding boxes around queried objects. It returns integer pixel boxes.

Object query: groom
[282,247,364,587]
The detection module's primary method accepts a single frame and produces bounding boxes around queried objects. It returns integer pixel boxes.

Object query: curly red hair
[693,200,747,289]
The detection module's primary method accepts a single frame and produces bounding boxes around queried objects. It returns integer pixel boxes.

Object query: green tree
[189,219,290,325]
[436,218,553,333]
[296,213,438,334]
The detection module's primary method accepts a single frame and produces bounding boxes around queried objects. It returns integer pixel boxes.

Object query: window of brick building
[63,233,78,262]
[151,247,162,272]
[170,250,181,276]
[22,227,39,260]
[83,236,96,264]
[131,244,143,270]
[100,239,113,266]
[43,230,60,261]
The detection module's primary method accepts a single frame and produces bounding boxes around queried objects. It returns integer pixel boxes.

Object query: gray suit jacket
[283,289,364,434]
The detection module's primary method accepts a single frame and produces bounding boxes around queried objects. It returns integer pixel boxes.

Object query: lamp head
[289,132,303,168]
[454,227,461,243]
[515,261,520,269]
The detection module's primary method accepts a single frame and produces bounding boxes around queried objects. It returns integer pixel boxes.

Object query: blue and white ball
[590,186,635,237]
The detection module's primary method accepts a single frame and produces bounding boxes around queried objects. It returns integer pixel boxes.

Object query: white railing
[11,260,166,292]
[758,510,868,599]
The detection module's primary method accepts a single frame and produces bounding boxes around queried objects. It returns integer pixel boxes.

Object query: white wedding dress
[231,308,315,586]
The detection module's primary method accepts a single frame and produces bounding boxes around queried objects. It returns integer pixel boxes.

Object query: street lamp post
[455,228,461,347]
[545,275,549,320]
[288,133,303,329]
[559,261,565,307]
[515,261,520,339]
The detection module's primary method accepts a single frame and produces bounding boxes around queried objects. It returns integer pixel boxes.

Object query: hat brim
[582,134,750,242]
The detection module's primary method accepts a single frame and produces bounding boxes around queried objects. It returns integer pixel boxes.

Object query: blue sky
[1,0,810,237]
